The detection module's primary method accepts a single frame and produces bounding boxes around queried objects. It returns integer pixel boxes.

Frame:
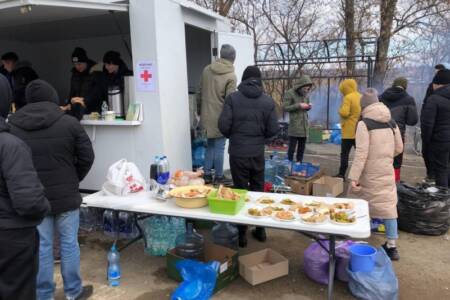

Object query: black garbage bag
[397,183,450,236]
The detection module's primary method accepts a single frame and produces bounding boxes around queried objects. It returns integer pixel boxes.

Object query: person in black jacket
[219,66,279,247]
[0,51,18,86]
[421,69,450,188]
[11,60,39,110]
[0,74,50,300]
[9,80,95,300]
[380,77,418,182]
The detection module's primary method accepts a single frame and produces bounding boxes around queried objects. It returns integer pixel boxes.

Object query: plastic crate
[208,189,247,215]
[292,162,320,178]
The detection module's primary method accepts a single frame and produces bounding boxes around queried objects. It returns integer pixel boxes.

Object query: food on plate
[257,196,276,205]
[300,211,327,223]
[248,208,264,217]
[304,200,324,207]
[171,186,212,198]
[281,199,297,206]
[332,202,354,210]
[331,211,356,224]
[245,195,251,202]
[170,169,205,187]
[217,185,240,201]
[275,211,295,221]
[298,206,312,214]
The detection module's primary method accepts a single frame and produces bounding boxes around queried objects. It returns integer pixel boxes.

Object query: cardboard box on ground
[285,171,323,195]
[312,176,344,197]
[239,249,289,286]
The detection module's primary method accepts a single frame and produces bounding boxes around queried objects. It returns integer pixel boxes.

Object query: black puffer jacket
[0,75,50,229]
[9,80,95,215]
[380,87,418,135]
[421,85,450,144]
[11,61,39,110]
[218,78,279,157]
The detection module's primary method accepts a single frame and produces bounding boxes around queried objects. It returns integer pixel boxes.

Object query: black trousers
[422,144,435,178]
[393,132,406,170]
[230,155,265,236]
[338,139,355,176]
[0,227,39,300]
[431,142,450,188]
[288,136,307,162]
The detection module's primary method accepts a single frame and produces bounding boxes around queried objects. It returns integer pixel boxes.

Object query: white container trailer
[0,0,254,190]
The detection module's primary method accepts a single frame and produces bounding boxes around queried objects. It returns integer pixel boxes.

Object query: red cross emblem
[140,70,152,82]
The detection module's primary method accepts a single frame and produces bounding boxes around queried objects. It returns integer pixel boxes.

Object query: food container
[208,189,247,215]
[105,111,116,121]
[169,186,213,209]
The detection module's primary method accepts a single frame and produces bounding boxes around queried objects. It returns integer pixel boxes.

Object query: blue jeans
[384,218,398,240]
[37,209,82,300]
[204,137,226,178]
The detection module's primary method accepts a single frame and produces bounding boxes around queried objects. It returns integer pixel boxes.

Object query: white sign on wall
[136,61,156,92]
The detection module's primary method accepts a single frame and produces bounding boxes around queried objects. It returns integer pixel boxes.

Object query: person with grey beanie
[197,44,237,184]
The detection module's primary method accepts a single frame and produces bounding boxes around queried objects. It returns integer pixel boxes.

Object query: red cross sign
[140,70,152,82]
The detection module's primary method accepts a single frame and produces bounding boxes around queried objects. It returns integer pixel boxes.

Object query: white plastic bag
[102,159,146,196]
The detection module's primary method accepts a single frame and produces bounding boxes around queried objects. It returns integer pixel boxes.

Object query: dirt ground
[53,144,450,300]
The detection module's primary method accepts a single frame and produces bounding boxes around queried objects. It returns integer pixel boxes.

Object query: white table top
[83,191,371,239]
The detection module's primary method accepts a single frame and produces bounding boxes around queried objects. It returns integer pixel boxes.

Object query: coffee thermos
[107,85,125,118]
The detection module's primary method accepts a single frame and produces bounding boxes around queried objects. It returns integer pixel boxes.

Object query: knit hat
[1,52,18,62]
[433,69,450,85]
[220,44,236,63]
[71,47,89,63]
[25,79,59,104]
[392,77,408,90]
[360,88,379,110]
[0,74,12,118]
[103,50,122,65]
[242,66,262,81]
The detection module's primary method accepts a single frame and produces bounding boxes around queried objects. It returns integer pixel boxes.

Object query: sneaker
[382,243,400,261]
[251,227,267,242]
[69,285,93,300]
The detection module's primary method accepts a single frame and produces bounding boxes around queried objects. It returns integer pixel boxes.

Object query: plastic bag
[102,159,146,196]
[329,123,342,145]
[397,183,450,236]
[303,240,354,285]
[171,260,220,300]
[348,247,399,300]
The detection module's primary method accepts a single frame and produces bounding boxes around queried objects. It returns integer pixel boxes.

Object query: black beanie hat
[103,51,122,65]
[242,66,262,81]
[72,47,89,63]
[433,69,450,85]
[25,79,59,104]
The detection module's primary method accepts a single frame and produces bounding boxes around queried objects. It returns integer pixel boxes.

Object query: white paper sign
[136,60,156,92]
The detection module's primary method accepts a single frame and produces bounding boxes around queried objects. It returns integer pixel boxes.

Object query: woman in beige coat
[348,88,404,261]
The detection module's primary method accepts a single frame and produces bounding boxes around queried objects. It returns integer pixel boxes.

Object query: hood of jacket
[380,86,408,102]
[9,102,64,131]
[238,78,263,98]
[339,79,358,96]
[210,58,235,75]
[434,84,450,100]
[0,74,12,118]
[362,102,391,123]
[293,75,313,90]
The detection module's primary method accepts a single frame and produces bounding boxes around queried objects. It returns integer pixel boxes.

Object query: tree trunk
[218,0,235,17]
[373,0,397,89]
[344,0,356,76]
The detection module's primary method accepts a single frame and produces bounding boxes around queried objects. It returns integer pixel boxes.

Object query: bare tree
[342,0,356,75]
[192,0,235,16]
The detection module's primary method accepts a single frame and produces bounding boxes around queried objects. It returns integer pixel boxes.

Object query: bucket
[349,244,377,272]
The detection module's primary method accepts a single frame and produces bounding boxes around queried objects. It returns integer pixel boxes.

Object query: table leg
[328,235,336,300]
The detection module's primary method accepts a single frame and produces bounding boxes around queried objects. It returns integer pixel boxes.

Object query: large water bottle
[175,223,204,260]
[264,159,275,183]
[118,212,134,239]
[157,156,170,185]
[103,210,117,238]
[107,243,121,287]
[79,206,94,232]
[212,222,239,250]
[150,156,160,181]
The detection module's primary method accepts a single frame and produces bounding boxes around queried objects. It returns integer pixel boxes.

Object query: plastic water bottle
[79,206,94,232]
[157,156,170,185]
[264,159,275,183]
[107,244,121,287]
[103,210,117,238]
[150,156,160,181]
[118,212,134,239]
[101,101,109,119]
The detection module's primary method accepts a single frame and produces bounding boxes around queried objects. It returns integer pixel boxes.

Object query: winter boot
[382,242,400,261]
[251,227,267,242]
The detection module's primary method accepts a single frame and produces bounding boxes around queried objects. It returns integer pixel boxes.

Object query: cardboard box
[313,176,344,197]
[166,243,239,293]
[285,171,323,195]
[239,249,289,286]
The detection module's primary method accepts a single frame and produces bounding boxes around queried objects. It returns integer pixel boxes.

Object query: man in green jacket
[283,75,314,162]
[197,44,237,183]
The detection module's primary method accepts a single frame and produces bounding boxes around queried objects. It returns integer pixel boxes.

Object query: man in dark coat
[380,77,418,182]
[9,80,95,300]
[0,51,19,86]
[0,74,50,300]
[219,66,279,247]
[421,69,450,188]
[11,60,39,110]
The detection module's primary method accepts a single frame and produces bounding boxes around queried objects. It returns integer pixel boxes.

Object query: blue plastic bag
[330,123,342,145]
[171,260,220,300]
[348,247,399,300]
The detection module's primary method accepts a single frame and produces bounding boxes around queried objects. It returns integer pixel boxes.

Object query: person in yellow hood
[336,79,361,178]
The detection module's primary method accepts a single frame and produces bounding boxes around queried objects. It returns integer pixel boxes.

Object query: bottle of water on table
[157,156,170,185]
[107,243,121,287]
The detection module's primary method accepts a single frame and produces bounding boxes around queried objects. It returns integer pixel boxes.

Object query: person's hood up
[433,84,450,100]
[25,79,59,104]
[71,59,96,74]
[12,60,33,72]
[238,78,263,98]
[293,75,313,90]
[339,79,358,96]
[210,58,235,75]
[8,101,64,131]
[380,86,408,102]
[0,73,12,118]
[362,102,391,122]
